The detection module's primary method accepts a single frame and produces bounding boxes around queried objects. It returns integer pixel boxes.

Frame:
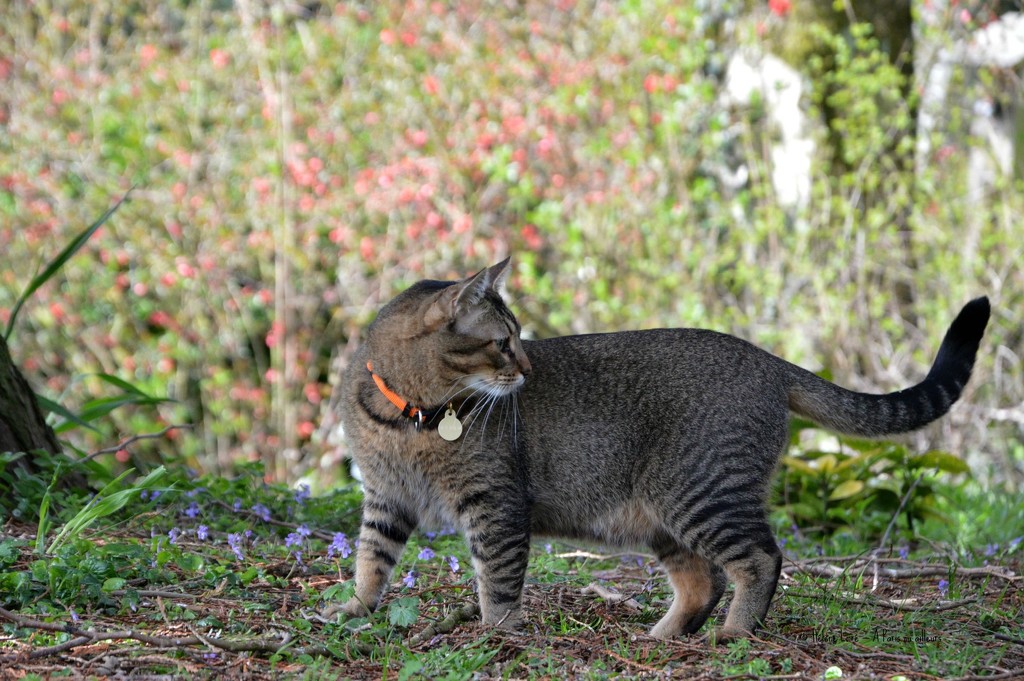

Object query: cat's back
[521,327,784,399]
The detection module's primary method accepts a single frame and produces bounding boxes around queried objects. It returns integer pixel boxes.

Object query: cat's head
[366,258,531,403]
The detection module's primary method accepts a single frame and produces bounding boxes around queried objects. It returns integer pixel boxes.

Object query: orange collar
[366,361,427,428]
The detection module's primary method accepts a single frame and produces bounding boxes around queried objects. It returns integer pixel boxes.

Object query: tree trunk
[0,333,63,463]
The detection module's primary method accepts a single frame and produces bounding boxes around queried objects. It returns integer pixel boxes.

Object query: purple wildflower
[417,547,435,561]
[252,503,271,522]
[938,579,949,597]
[402,570,417,588]
[184,501,200,519]
[297,524,312,538]
[168,527,182,545]
[227,533,245,561]
[447,555,460,574]
[327,532,351,559]
[285,532,302,548]
[294,484,311,505]
[70,609,79,624]
[232,499,242,512]
[197,525,209,541]
[984,543,999,557]
[898,545,909,560]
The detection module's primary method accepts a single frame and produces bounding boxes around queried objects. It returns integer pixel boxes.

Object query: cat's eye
[495,337,511,354]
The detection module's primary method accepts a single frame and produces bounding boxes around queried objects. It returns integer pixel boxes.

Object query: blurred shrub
[776,419,971,539]
[0,1,1019,486]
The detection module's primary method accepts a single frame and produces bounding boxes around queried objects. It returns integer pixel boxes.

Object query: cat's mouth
[462,373,526,399]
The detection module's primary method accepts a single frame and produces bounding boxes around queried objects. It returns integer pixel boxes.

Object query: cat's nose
[519,356,532,378]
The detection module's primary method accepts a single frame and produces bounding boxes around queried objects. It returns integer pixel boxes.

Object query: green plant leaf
[910,451,970,475]
[102,577,127,592]
[4,191,131,341]
[782,456,817,476]
[48,466,168,553]
[829,479,865,500]
[388,596,420,628]
[91,373,155,397]
[52,394,172,435]
[36,394,101,434]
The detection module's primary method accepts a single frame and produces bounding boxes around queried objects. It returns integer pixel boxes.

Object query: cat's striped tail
[786,297,990,437]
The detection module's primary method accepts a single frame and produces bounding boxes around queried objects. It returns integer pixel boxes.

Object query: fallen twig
[581,583,642,611]
[82,424,194,463]
[0,605,341,662]
[408,603,480,647]
[783,558,1018,581]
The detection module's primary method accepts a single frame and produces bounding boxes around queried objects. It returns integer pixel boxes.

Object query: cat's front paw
[330,597,373,618]
[710,625,751,644]
[482,605,524,631]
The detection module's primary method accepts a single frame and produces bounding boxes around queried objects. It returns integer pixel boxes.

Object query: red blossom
[408,129,429,147]
[210,48,231,69]
[174,260,194,278]
[148,310,174,329]
[521,224,542,250]
[139,43,158,67]
[768,0,791,17]
[359,236,375,260]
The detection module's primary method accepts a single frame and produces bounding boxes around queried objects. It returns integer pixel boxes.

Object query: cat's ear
[424,260,509,329]
[487,257,511,294]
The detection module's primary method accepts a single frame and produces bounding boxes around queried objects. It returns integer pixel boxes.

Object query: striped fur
[335,259,989,640]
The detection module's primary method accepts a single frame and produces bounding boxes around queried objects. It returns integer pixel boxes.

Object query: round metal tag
[438,408,463,441]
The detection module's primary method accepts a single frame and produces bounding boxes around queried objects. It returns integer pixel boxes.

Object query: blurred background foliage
[1,0,1021,493]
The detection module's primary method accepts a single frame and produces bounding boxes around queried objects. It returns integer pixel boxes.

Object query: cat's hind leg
[714,528,782,641]
[649,536,727,639]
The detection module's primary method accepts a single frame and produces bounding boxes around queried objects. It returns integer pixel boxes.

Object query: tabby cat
[334,258,989,640]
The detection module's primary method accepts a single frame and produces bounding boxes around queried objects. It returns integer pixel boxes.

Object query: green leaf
[782,456,817,476]
[388,596,420,628]
[36,394,101,434]
[4,191,132,341]
[321,582,353,603]
[48,466,168,553]
[91,373,155,397]
[829,480,865,501]
[56,393,171,432]
[398,658,424,681]
[910,451,970,475]
[102,577,127,592]
[782,502,822,523]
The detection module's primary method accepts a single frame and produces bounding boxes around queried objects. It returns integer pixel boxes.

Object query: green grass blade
[91,373,154,397]
[36,393,101,433]
[53,394,172,434]
[47,466,167,554]
[4,190,132,341]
